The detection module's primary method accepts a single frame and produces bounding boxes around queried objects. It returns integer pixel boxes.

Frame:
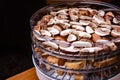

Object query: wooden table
[7,67,39,80]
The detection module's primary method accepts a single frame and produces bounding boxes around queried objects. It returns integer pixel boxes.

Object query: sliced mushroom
[95,28,110,36]
[86,26,94,34]
[99,24,111,29]
[59,46,79,53]
[71,41,92,48]
[95,42,110,51]
[98,10,105,16]
[96,39,109,43]
[70,21,82,25]
[55,40,70,47]
[93,15,106,24]
[64,61,84,70]
[75,74,84,80]
[46,56,65,66]
[40,30,51,36]
[42,41,58,49]
[58,14,68,19]
[106,42,117,51]
[70,15,78,21]
[78,31,91,38]
[111,29,120,37]
[113,18,119,24]
[47,27,60,36]
[47,18,55,25]
[57,9,68,15]
[67,34,77,42]
[89,22,98,28]
[69,8,79,21]
[60,29,72,36]
[72,25,85,31]
[80,47,103,53]
[79,15,92,20]
[42,15,53,22]
[78,10,90,16]
[94,57,117,68]
[33,30,46,41]
[111,25,120,29]
[79,20,90,26]
[53,24,62,32]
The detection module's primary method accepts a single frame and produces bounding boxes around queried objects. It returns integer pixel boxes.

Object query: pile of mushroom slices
[33,7,120,55]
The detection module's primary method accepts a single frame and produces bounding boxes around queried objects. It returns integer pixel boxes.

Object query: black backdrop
[0,0,120,80]
[1,0,46,79]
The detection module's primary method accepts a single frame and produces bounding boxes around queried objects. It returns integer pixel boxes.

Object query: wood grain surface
[6,67,38,80]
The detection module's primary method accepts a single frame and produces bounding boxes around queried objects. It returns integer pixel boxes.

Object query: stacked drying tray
[30,1,120,80]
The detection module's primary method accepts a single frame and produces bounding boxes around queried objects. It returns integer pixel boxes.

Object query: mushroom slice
[47,18,55,25]
[33,30,45,41]
[53,25,62,32]
[95,28,110,36]
[99,24,111,29]
[42,41,58,49]
[55,40,70,47]
[59,46,79,53]
[111,25,120,29]
[58,14,68,19]
[96,40,117,51]
[60,29,72,36]
[79,20,90,26]
[113,18,119,24]
[89,22,98,28]
[78,31,91,38]
[111,29,120,37]
[106,42,117,51]
[70,21,82,25]
[86,26,94,34]
[98,10,105,16]
[80,47,103,53]
[96,39,109,43]
[67,34,77,42]
[93,15,106,24]
[72,25,84,31]
[94,57,117,68]
[57,9,68,15]
[40,30,51,36]
[46,56,65,66]
[71,41,92,48]
[64,61,84,70]
[47,27,60,36]
[75,74,84,80]
[79,15,92,20]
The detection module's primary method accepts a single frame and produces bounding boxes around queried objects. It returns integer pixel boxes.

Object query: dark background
[0,0,120,80]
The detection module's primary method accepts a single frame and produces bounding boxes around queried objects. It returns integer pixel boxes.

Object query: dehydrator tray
[32,53,120,80]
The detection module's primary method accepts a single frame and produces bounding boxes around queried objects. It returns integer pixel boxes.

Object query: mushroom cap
[95,28,110,36]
